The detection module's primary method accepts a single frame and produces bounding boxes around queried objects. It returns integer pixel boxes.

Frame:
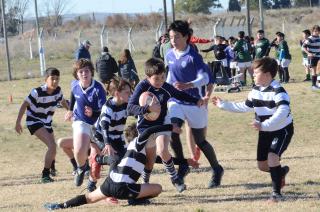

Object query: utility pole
[34,0,45,76]
[259,0,264,30]
[171,0,175,22]
[1,0,12,81]
[246,0,251,37]
[163,0,168,31]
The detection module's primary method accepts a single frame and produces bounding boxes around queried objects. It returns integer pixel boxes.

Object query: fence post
[100,25,106,49]
[29,37,33,60]
[38,28,46,76]
[282,18,285,33]
[78,30,82,46]
[213,18,221,37]
[128,27,135,52]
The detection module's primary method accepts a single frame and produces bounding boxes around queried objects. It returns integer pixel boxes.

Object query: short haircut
[102,46,109,52]
[302,29,311,36]
[252,57,278,78]
[45,67,60,78]
[312,25,320,32]
[257,29,264,34]
[124,122,138,143]
[168,20,191,42]
[238,31,245,38]
[144,58,166,77]
[72,58,94,79]
[105,77,132,96]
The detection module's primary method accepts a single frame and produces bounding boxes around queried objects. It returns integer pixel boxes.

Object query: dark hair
[72,58,94,79]
[238,31,245,38]
[45,67,60,78]
[105,77,132,96]
[312,25,320,32]
[144,57,166,77]
[302,29,311,36]
[119,49,132,65]
[168,20,191,43]
[124,122,138,143]
[252,57,278,78]
[102,46,109,53]
[257,29,264,34]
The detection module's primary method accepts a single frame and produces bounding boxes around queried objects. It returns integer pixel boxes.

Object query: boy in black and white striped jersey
[44,123,181,210]
[212,57,294,203]
[15,68,69,183]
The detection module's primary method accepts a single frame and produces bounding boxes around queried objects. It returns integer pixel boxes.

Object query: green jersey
[233,39,252,62]
[254,38,270,59]
[277,40,291,60]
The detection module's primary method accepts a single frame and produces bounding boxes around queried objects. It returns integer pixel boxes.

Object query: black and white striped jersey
[94,97,127,152]
[303,35,320,57]
[218,80,293,132]
[109,124,173,184]
[25,85,63,129]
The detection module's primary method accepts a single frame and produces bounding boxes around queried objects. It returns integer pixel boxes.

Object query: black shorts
[27,123,53,135]
[257,123,294,161]
[100,177,141,199]
[309,57,320,67]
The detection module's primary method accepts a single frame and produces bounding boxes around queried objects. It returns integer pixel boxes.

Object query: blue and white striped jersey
[25,84,63,129]
[94,97,127,152]
[218,80,293,132]
[303,35,320,57]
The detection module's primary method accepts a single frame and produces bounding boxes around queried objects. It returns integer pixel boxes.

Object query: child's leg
[185,122,196,159]
[57,137,77,172]
[73,133,91,167]
[268,152,282,195]
[257,160,269,172]
[136,183,162,199]
[142,146,156,183]
[34,128,56,178]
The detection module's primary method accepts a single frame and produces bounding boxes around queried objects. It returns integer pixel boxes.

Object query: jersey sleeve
[127,81,149,116]
[25,88,38,105]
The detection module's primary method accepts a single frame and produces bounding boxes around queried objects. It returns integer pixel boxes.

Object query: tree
[175,0,222,14]
[1,0,20,36]
[228,0,241,11]
[13,0,30,34]
[293,0,319,7]
[42,0,69,27]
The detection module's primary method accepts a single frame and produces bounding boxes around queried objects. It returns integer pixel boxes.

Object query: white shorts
[280,59,291,68]
[237,61,252,69]
[230,61,238,69]
[302,58,309,67]
[146,114,171,148]
[72,120,93,138]
[168,101,208,129]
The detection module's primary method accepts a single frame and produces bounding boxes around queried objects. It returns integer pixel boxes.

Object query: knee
[195,139,208,149]
[57,138,63,148]
[155,184,162,196]
[257,161,269,172]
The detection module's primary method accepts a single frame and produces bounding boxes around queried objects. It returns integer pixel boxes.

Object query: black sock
[270,165,282,194]
[70,158,77,170]
[62,195,87,208]
[162,157,178,180]
[283,67,290,82]
[192,128,219,168]
[155,156,188,165]
[171,133,185,160]
[312,75,317,86]
[278,66,284,82]
[50,160,56,170]
[306,73,310,80]
[142,168,152,183]
[42,168,50,178]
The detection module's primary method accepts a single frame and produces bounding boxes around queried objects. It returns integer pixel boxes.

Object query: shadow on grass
[0,203,32,209]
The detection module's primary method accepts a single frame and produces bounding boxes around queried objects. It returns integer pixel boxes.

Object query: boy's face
[302,32,308,39]
[147,73,166,89]
[169,30,188,51]
[77,66,92,84]
[117,85,132,103]
[312,29,319,36]
[257,33,264,40]
[45,75,60,91]
[253,68,272,87]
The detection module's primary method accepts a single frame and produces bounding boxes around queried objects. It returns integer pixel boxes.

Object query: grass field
[1,8,320,211]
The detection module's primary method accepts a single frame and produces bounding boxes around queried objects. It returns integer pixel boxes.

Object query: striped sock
[163,157,178,180]
[142,168,152,183]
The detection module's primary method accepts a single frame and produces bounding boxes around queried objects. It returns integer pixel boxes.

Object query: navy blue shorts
[100,177,141,199]
[27,123,53,135]
[257,123,294,161]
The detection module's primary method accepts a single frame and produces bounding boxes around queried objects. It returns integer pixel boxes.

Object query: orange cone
[8,94,13,103]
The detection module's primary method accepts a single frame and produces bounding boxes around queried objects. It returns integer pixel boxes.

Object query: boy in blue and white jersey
[65,58,106,187]
[212,57,294,202]
[166,20,224,189]
[127,57,202,193]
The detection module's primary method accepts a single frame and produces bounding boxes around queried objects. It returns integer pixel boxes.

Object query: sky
[58,0,229,14]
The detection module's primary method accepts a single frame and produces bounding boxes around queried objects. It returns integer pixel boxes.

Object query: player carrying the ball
[127,57,203,192]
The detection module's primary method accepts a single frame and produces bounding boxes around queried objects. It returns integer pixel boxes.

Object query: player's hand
[187,158,200,168]
[172,124,182,134]
[148,96,161,113]
[84,106,93,117]
[174,82,193,91]
[211,96,222,106]
[251,120,261,131]
[203,96,210,106]
[64,111,73,121]
[197,99,205,107]
[102,144,117,156]
[15,122,23,134]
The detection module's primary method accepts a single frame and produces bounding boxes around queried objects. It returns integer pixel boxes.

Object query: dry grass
[1,7,320,212]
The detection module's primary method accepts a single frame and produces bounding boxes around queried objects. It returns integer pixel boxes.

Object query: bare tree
[42,0,69,27]
[13,0,30,34]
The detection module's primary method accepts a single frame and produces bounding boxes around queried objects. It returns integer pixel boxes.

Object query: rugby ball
[139,91,160,121]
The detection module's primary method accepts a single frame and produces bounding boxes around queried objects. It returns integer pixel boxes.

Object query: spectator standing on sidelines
[75,40,92,60]
[300,29,311,82]
[95,46,118,84]
[118,49,140,87]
